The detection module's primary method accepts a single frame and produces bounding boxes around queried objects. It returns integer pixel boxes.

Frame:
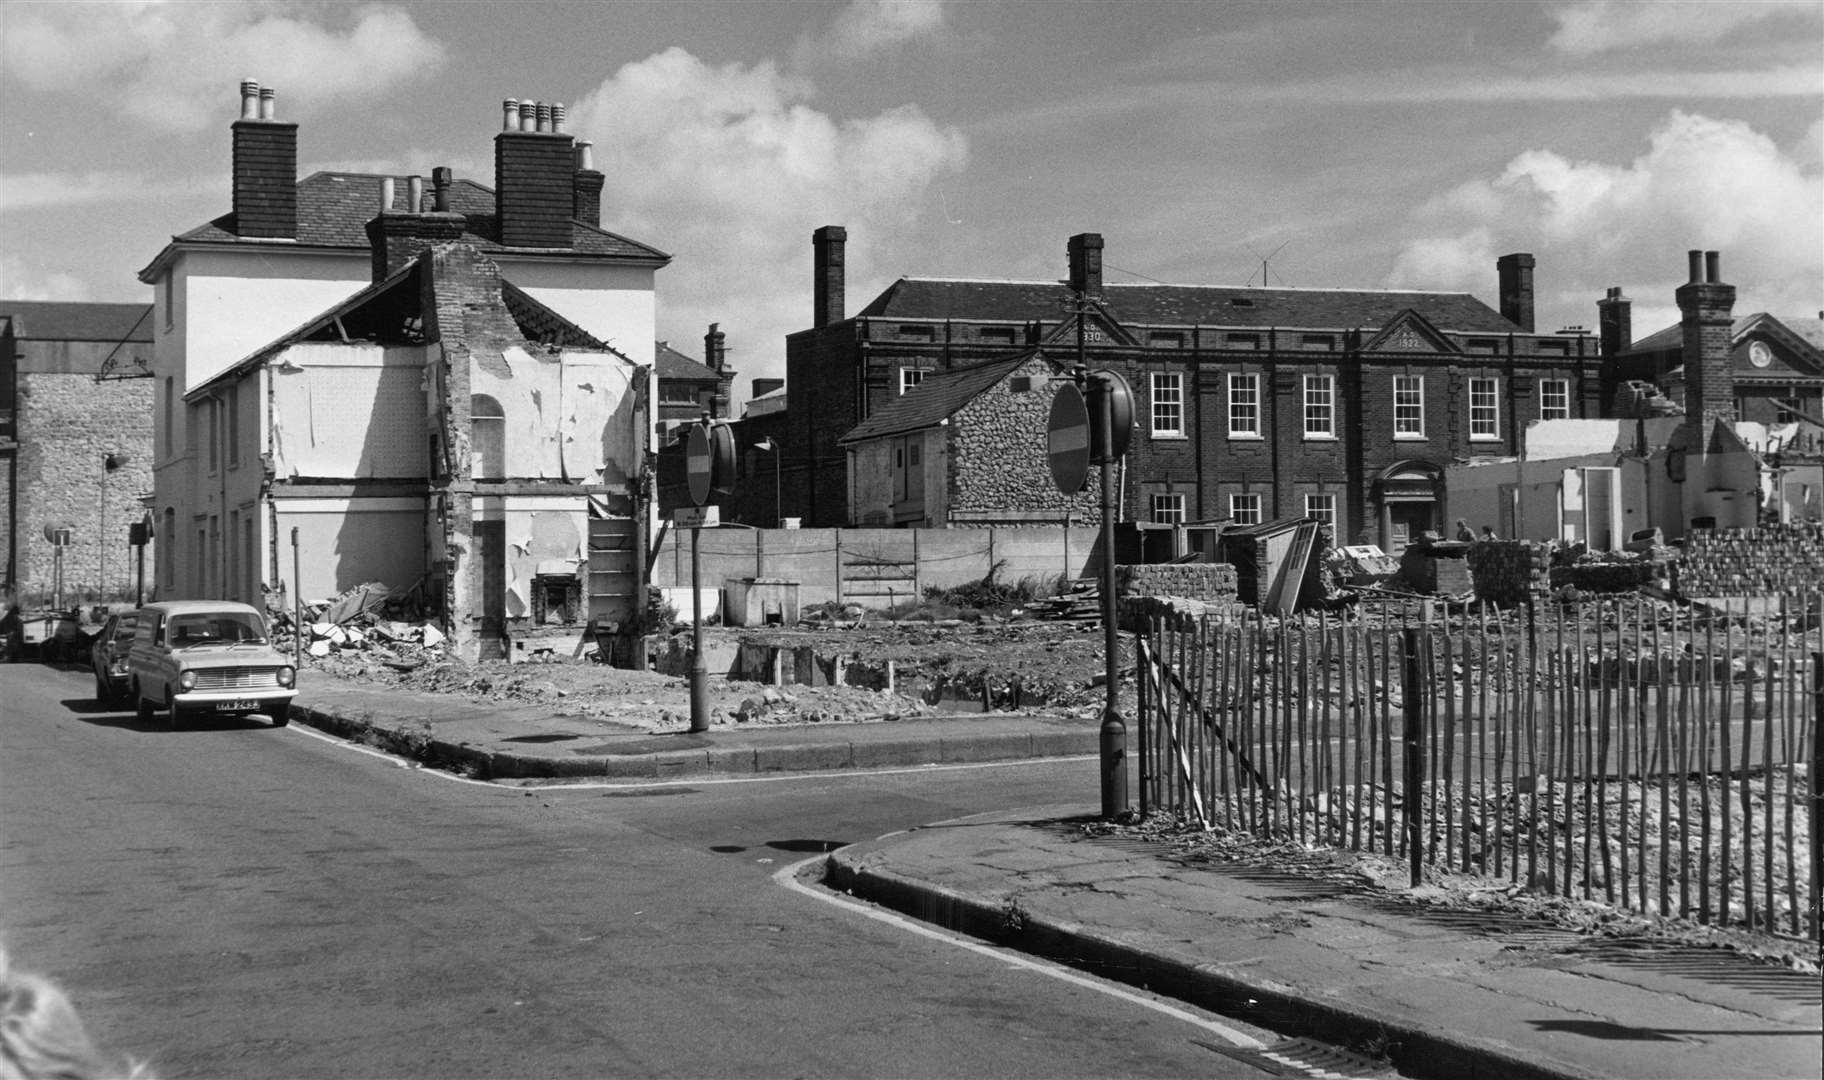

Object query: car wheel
[133,682,153,723]
[271,709,291,728]
[94,668,112,706]
[165,687,183,730]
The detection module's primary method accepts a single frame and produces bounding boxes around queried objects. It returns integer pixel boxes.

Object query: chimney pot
[239,79,260,119]
[551,103,566,133]
[519,101,536,131]
[535,101,551,133]
[258,86,275,120]
[1687,250,1704,283]
[1705,250,1720,283]
[575,140,595,172]
[432,166,452,212]
[502,99,519,131]
[380,177,395,213]
[408,175,424,212]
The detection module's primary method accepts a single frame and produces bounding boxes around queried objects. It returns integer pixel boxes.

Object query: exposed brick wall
[12,372,153,605]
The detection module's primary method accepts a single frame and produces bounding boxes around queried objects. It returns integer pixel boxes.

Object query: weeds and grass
[912,563,1063,618]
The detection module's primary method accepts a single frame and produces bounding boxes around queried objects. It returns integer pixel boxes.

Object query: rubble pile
[267,581,448,666]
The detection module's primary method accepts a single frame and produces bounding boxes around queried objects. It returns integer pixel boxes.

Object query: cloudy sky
[3,0,1819,404]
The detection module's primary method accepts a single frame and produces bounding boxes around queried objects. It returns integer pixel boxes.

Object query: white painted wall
[268,343,428,479]
[175,248,369,392]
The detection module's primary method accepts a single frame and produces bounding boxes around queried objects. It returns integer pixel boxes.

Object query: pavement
[290,679,1824,1080]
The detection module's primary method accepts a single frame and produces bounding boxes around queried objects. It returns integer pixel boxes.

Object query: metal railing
[1135,594,1822,940]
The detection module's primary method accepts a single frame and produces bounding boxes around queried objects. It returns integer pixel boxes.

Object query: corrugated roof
[855,278,1520,333]
[0,301,153,342]
[157,172,668,264]
[840,353,1038,444]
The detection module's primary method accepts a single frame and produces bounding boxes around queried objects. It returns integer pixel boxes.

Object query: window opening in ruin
[531,574,582,625]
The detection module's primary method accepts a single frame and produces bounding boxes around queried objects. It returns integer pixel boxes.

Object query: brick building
[655,325,735,439]
[785,228,1604,552]
[1,302,155,607]
[138,80,669,625]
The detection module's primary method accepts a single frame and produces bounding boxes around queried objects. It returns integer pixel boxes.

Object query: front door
[1386,502,1434,556]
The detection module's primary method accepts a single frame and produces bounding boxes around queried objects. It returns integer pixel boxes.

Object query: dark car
[91,611,139,704]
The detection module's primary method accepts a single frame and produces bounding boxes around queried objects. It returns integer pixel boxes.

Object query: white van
[128,600,297,727]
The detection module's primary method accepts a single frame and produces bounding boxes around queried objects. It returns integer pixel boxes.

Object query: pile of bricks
[1114,563,1240,605]
[1675,522,1824,597]
[1467,540,1552,605]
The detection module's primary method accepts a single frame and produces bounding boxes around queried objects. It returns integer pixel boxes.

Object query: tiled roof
[1627,313,1824,356]
[841,353,1040,444]
[164,173,668,261]
[0,301,153,342]
[655,341,718,382]
[855,278,1520,333]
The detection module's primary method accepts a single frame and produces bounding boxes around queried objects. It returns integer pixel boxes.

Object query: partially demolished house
[1448,251,1823,544]
[189,233,646,662]
[138,81,667,660]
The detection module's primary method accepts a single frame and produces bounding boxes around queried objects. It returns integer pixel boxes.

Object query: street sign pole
[1092,372,1128,820]
[291,527,302,671]
[690,519,708,732]
[684,415,733,735]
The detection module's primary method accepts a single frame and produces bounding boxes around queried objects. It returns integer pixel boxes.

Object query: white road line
[773,853,1266,1051]
[284,723,1093,791]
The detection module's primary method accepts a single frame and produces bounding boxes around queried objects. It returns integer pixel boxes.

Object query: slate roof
[145,172,667,277]
[1628,313,1824,359]
[841,353,1045,444]
[0,301,153,342]
[655,341,719,383]
[854,278,1521,334]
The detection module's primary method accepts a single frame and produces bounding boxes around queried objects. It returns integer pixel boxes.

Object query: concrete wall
[652,525,1099,609]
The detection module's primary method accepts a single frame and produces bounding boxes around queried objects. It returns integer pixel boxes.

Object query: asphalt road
[2,662,1281,1079]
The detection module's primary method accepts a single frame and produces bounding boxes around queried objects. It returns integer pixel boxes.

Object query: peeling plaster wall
[269,343,428,478]
[468,346,637,482]
[475,496,585,620]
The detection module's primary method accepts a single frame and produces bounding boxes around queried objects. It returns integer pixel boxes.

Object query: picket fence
[1134,594,1822,940]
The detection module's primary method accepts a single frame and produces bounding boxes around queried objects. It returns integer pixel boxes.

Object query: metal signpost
[1049,369,1133,820]
[684,415,735,733]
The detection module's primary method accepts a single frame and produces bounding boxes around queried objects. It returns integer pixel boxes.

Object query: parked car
[128,601,296,728]
[90,611,139,705]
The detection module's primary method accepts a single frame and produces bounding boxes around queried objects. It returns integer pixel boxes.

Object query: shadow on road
[63,698,282,733]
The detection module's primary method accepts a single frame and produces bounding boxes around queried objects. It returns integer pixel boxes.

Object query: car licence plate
[216,699,258,711]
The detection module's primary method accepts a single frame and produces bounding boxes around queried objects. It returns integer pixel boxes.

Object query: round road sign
[686,421,736,506]
[1047,382,1091,494]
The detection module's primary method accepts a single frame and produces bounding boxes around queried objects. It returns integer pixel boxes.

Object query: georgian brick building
[786,228,1604,552]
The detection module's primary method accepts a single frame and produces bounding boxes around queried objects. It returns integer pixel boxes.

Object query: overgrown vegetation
[917,562,1059,615]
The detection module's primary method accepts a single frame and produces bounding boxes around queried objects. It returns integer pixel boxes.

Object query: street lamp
[101,452,127,606]
[755,437,780,528]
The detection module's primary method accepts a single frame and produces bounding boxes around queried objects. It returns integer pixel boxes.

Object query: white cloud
[0,1,445,133]
[568,47,967,401]
[0,254,92,302]
[826,0,946,58]
[0,170,193,211]
[1389,111,1823,332]
[1548,0,1811,56]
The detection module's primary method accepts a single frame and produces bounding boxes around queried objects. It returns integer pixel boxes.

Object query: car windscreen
[166,612,267,646]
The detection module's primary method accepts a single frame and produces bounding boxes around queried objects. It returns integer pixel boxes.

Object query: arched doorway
[1373,460,1444,556]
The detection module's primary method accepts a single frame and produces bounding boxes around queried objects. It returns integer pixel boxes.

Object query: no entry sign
[1047,382,1091,494]
[686,421,736,506]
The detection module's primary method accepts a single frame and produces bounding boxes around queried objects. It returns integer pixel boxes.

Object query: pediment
[1362,310,1455,354]
[1734,318,1824,381]
[1039,305,1139,349]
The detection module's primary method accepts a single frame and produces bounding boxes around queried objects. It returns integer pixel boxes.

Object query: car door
[129,610,171,704]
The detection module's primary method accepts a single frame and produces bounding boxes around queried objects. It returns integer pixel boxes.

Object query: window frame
[1229,492,1261,525]
[1150,372,1184,437]
[1469,376,1500,441]
[1304,493,1336,527]
[1150,493,1186,524]
[1303,374,1336,439]
[1392,374,1425,439]
[1539,378,1571,421]
[1227,372,1261,439]
[899,368,928,395]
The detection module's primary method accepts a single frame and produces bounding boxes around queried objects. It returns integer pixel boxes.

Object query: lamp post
[101,452,126,606]
[755,437,780,527]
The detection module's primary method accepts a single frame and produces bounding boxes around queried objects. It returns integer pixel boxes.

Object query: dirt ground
[307,617,1119,732]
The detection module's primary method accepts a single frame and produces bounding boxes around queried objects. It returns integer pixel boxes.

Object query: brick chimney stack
[1676,249,1737,434]
[573,140,604,229]
[1497,253,1535,332]
[1597,286,1632,358]
[1068,233,1104,296]
[705,323,733,418]
[495,97,576,248]
[813,225,847,327]
[366,165,466,282]
[231,79,298,239]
